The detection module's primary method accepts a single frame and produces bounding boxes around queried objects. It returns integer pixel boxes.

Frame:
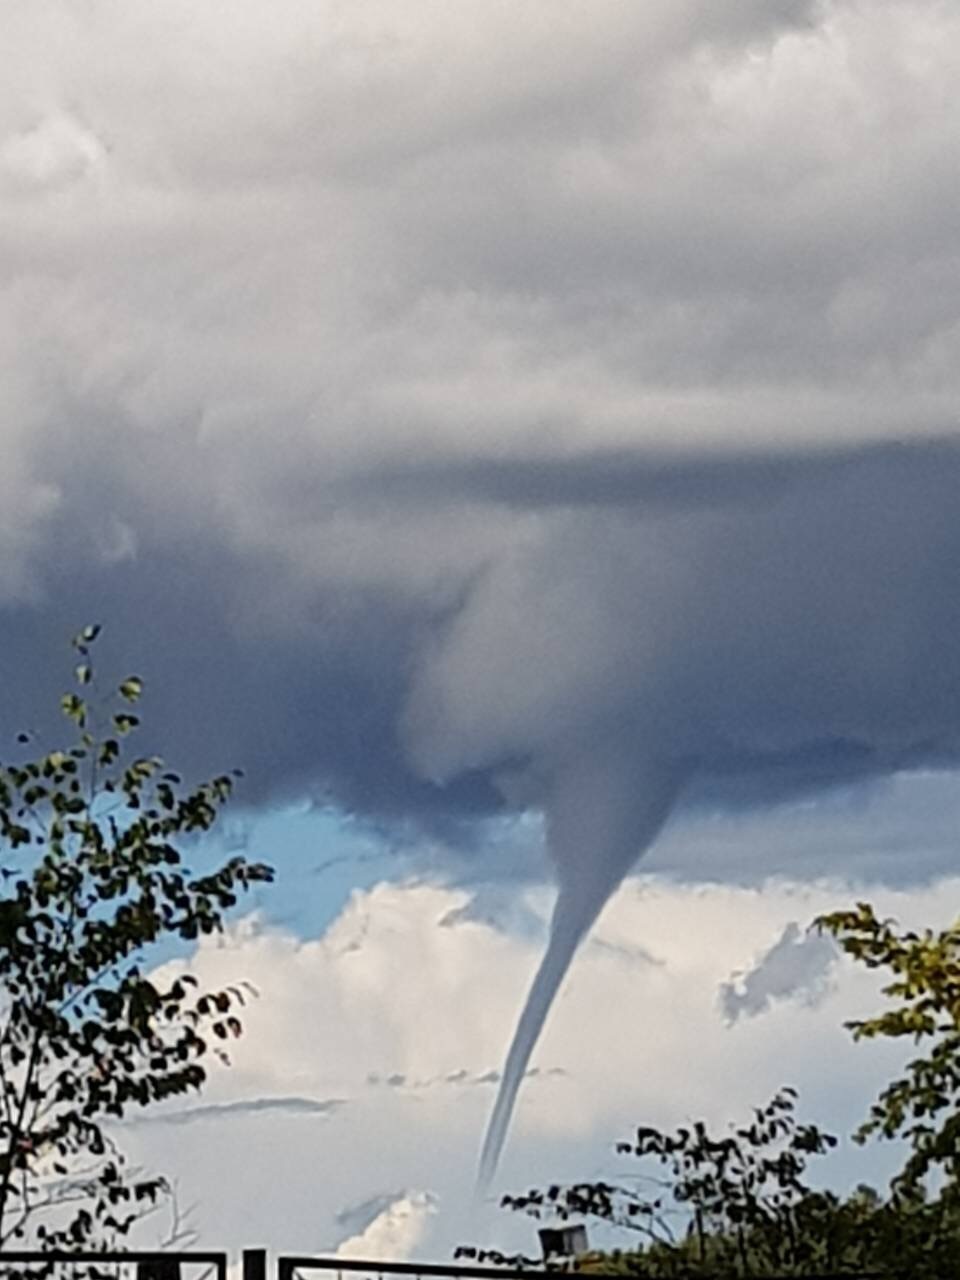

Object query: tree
[0,626,273,1262]
[463,1088,960,1277]
[817,901,960,1203]
[460,1090,848,1277]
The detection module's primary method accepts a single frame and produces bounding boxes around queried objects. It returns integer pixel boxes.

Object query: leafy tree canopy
[817,901,960,1202]
[0,626,273,1266]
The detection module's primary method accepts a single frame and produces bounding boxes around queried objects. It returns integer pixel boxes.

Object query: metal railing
[267,1259,884,1280]
[271,1258,546,1280]
[0,1252,227,1280]
[0,1249,889,1280]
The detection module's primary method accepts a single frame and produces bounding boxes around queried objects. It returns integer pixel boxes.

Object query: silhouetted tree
[0,627,272,1266]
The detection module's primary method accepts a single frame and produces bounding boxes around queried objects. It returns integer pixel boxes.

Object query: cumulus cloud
[123,876,958,1258]
[335,1192,438,1261]
[718,921,838,1024]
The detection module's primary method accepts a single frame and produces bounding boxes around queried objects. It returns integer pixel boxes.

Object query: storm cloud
[2,0,960,814]
[4,0,960,1179]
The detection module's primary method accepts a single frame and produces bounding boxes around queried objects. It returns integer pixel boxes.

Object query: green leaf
[60,691,87,727]
[118,676,143,704]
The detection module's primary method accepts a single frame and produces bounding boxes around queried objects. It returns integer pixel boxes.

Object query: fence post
[243,1248,268,1280]
[137,1264,181,1280]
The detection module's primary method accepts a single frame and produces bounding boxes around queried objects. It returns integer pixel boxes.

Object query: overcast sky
[4,0,960,1263]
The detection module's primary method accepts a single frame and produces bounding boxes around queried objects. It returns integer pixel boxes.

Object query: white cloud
[0,112,105,189]
[718,920,839,1023]
[335,1192,438,1260]
[123,873,959,1259]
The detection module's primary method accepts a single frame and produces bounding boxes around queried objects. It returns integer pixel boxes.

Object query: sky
[4,0,960,1263]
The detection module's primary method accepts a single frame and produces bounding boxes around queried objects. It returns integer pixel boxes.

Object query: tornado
[477,748,678,1190]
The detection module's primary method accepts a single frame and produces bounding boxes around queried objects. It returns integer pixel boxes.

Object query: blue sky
[226,765,960,942]
[216,805,400,934]
[4,0,960,1261]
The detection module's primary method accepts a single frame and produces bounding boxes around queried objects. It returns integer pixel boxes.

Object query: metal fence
[0,1250,886,1280]
[0,1252,227,1280]
[265,1256,884,1280]
[269,1258,546,1280]
[268,1260,887,1280]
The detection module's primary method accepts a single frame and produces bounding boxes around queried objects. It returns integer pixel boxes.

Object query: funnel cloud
[478,752,678,1188]
[3,0,960,1191]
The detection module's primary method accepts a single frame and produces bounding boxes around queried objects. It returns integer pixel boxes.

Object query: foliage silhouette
[0,627,273,1271]
[817,902,960,1204]
[464,901,960,1277]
